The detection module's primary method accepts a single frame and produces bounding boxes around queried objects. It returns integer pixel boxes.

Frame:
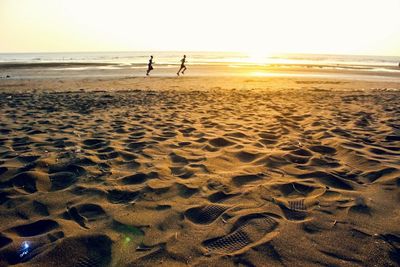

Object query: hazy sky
[1,0,399,55]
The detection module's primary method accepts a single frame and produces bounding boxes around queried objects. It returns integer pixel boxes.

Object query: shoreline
[1,63,400,84]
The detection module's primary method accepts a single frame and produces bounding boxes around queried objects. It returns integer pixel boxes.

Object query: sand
[0,76,399,266]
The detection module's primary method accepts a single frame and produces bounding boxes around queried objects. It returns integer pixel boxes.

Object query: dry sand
[0,76,399,266]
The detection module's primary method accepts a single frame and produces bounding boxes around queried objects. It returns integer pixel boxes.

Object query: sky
[0,0,399,56]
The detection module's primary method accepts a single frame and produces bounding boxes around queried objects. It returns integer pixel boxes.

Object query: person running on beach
[146,55,154,76]
[177,55,187,76]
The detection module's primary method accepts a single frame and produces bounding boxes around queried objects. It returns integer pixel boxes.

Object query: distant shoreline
[0,62,117,69]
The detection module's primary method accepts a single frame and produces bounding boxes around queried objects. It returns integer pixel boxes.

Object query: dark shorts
[148,65,153,70]
[180,64,186,68]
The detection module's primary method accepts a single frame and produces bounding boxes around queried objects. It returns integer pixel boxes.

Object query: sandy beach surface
[0,74,400,266]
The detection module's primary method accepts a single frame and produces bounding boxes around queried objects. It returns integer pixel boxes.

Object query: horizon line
[0,50,399,58]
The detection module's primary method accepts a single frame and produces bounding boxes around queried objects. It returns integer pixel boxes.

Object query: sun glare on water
[245,50,273,65]
[241,49,277,76]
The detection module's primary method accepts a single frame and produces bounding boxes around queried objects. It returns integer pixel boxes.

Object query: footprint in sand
[232,173,265,187]
[184,204,230,224]
[119,172,158,185]
[309,145,337,155]
[25,235,112,267]
[0,166,8,176]
[208,137,235,148]
[82,138,110,150]
[9,172,46,193]
[202,213,279,255]
[64,203,108,229]
[275,196,320,221]
[234,151,260,163]
[284,148,313,164]
[169,152,197,179]
[258,132,280,145]
[107,189,140,204]
[0,234,12,255]
[11,219,59,237]
[270,181,321,197]
[208,191,239,203]
[49,164,86,191]
[298,171,355,190]
[279,199,309,221]
[49,171,78,191]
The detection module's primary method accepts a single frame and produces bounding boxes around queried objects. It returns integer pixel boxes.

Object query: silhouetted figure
[146,55,154,76]
[177,55,187,76]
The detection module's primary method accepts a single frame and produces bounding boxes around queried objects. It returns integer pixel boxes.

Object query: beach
[0,69,400,266]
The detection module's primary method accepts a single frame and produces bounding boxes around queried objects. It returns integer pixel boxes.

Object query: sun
[245,49,273,65]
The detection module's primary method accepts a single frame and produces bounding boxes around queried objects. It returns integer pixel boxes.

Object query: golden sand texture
[0,78,399,266]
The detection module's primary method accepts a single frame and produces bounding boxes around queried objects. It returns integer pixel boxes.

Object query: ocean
[1,51,399,66]
[0,51,399,80]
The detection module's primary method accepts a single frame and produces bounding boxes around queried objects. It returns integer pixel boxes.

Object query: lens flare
[19,241,30,258]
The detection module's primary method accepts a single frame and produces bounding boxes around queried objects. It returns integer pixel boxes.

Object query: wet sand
[0,76,400,266]
[1,61,400,81]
